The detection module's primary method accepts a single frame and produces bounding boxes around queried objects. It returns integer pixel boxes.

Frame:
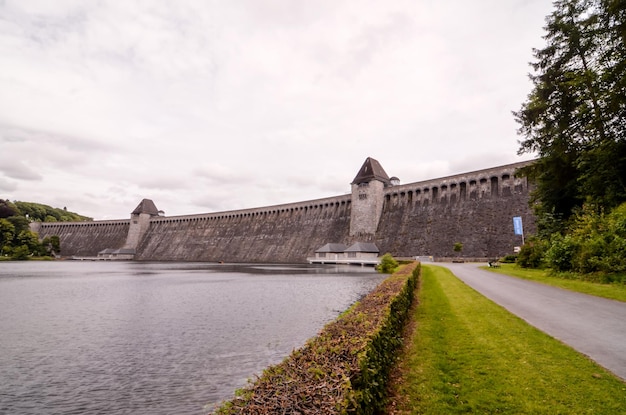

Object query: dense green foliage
[518,203,626,280]
[452,242,463,254]
[514,0,626,274]
[499,254,518,263]
[515,0,626,223]
[4,200,92,222]
[378,253,399,274]
[516,237,549,268]
[0,199,86,259]
[213,263,420,414]
[386,265,626,414]
[0,216,54,259]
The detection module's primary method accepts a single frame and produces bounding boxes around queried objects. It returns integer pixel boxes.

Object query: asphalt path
[435,262,626,381]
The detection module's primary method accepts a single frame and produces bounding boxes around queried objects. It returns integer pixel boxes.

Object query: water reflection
[0,262,384,415]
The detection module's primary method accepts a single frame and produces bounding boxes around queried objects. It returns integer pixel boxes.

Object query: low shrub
[545,233,578,272]
[516,238,548,268]
[500,254,518,263]
[212,262,421,414]
[377,253,399,274]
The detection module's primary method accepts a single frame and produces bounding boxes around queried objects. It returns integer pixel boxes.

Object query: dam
[31,158,536,262]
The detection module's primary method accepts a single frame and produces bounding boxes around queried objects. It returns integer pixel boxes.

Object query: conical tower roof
[351,157,391,185]
[131,199,159,216]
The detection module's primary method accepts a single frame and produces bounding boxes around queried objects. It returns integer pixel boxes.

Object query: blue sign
[513,216,523,235]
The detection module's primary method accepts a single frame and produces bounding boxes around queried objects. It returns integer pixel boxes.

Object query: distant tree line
[0,200,90,259]
[514,0,626,277]
[7,201,92,222]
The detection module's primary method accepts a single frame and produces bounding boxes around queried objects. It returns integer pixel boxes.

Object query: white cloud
[0,0,552,219]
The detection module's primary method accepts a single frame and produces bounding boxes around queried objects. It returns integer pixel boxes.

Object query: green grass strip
[483,264,626,303]
[390,264,626,414]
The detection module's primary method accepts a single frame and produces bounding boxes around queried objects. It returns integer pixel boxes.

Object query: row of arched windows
[384,173,525,204]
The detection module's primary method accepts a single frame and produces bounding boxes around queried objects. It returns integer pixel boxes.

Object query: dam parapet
[383,161,530,205]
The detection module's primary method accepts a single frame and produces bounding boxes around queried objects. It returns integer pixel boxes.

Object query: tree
[453,242,463,257]
[0,199,86,259]
[514,0,626,228]
[13,201,92,222]
[0,200,17,218]
[378,253,398,274]
[0,218,15,249]
[42,235,61,255]
[49,235,60,254]
[16,230,42,254]
[6,215,30,235]
[11,245,30,260]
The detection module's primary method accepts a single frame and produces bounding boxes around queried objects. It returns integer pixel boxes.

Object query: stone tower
[123,198,160,250]
[350,157,391,237]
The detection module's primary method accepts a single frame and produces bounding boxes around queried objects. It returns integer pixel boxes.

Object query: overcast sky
[1,0,553,220]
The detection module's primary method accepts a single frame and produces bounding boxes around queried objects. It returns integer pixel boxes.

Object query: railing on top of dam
[32,194,352,229]
[148,194,352,224]
[32,219,130,234]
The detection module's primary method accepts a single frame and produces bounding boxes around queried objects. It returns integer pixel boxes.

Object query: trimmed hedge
[211,262,420,414]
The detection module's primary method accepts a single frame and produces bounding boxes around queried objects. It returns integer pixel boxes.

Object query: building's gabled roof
[131,199,160,216]
[114,248,136,254]
[351,157,391,185]
[345,242,379,253]
[315,243,348,253]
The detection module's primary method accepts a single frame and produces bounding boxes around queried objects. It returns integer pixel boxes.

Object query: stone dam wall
[375,163,534,259]
[31,220,130,257]
[34,161,535,262]
[34,196,355,262]
[135,196,353,262]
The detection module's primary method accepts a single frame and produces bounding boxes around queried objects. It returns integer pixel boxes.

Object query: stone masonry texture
[35,161,535,262]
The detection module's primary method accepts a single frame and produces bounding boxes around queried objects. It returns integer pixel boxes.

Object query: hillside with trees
[0,199,91,260]
[514,0,626,277]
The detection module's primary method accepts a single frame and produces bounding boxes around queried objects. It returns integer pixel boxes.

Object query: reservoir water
[0,261,385,414]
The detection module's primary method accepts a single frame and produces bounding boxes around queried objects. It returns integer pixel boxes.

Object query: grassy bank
[386,264,626,414]
[483,263,626,303]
